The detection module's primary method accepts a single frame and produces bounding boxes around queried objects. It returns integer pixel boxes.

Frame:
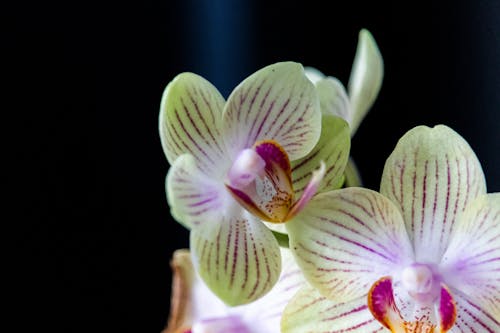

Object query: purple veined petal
[281,285,384,333]
[190,206,281,306]
[167,154,230,229]
[291,114,350,199]
[380,125,487,264]
[286,187,414,302]
[440,193,500,320]
[159,72,227,178]
[238,248,307,333]
[449,291,500,332]
[221,62,321,161]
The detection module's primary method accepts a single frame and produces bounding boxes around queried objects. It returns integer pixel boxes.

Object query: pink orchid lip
[226,140,324,223]
[367,276,457,333]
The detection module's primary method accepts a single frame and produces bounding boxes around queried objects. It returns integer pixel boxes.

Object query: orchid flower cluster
[159,30,499,333]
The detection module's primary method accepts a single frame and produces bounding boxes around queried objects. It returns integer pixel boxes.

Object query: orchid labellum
[282,125,499,332]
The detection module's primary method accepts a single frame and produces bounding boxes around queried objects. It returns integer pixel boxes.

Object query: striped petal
[159,72,227,177]
[166,154,229,229]
[222,62,321,161]
[440,193,500,320]
[291,114,351,199]
[347,29,384,136]
[239,248,307,332]
[450,291,500,332]
[380,125,487,263]
[286,187,414,302]
[190,207,281,306]
[281,285,384,333]
[316,77,352,125]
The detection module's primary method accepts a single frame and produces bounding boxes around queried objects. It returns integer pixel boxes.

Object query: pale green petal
[380,125,487,263]
[190,207,281,306]
[222,62,321,161]
[347,29,383,136]
[344,157,363,187]
[166,154,229,229]
[281,286,383,333]
[159,72,227,177]
[291,115,350,199]
[286,188,413,302]
[441,193,500,321]
[304,66,325,85]
[316,77,351,124]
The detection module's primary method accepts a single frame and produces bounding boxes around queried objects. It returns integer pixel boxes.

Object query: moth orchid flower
[163,248,306,333]
[282,125,499,332]
[306,29,384,187]
[160,62,351,305]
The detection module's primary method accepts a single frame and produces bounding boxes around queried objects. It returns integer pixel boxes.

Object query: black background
[9,0,499,332]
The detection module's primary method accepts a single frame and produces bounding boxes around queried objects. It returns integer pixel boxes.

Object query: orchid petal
[286,161,325,220]
[222,62,321,161]
[304,66,325,85]
[344,157,363,187]
[167,154,228,229]
[316,77,352,125]
[450,291,500,332]
[441,193,500,320]
[190,208,281,306]
[281,286,383,333]
[291,115,350,198]
[163,250,229,333]
[347,29,383,136]
[192,316,250,333]
[240,248,306,332]
[159,73,227,177]
[286,187,414,301]
[380,125,487,263]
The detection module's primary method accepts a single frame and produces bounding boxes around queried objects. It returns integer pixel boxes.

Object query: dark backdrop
[9,0,499,332]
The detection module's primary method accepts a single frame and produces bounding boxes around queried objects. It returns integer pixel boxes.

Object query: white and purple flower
[163,248,306,333]
[282,125,499,332]
[159,62,351,305]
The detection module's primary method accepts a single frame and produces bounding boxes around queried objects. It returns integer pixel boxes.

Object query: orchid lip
[368,276,457,333]
[225,140,324,223]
